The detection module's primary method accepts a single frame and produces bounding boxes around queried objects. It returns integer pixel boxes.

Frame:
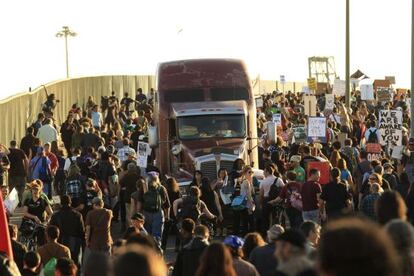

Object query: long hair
[243,232,265,259]
[376,191,407,225]
[195,243,236,276]
[165,177,179,193]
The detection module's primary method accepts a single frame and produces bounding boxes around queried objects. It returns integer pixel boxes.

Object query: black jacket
[50,206,85,241]
[172,238,208,276]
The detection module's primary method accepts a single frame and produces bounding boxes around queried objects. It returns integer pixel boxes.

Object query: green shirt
[293,166,306,183]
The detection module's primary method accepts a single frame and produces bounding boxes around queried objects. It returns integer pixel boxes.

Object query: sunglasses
[248,171,254,175]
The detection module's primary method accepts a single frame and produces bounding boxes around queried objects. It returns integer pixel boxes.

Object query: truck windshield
[178,115,246,140]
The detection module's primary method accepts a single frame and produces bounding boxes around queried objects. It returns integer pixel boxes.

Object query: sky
[0,0,411,100]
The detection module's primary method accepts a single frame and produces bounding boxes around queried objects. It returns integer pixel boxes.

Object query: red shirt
[300,180,322,211]
[46,152,58,173]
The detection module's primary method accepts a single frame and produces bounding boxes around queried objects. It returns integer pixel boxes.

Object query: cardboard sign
[333,79,346,97]
[338,133,348,147]
[325,94,335,110]
[272,113,282,126]
[292,126,307,143]
[307,78,317,91]
[306,161,330,185]
[137,142,150,168]
[377,87,393,102]
[366,143,382,161]
[360,84,374,100]
[378,110,402,147]
[307,117,327,143]
[304,95,317,116]
[385,76,396,85]
[391,145,404,160]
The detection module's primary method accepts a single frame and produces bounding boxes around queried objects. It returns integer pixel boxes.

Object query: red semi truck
[149,59,259,185]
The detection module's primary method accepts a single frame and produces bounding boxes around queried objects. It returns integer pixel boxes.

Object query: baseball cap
[290,155,301,163]
[383,163,394,170]
[275,229,306,249]
[131,212,145,222]
[223,235,244,249]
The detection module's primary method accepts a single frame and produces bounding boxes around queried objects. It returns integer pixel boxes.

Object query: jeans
[143,210,164,244]
[286,207,303,229]
[302,209,320,224]
[61,236,82,269]
[161,219,180,251]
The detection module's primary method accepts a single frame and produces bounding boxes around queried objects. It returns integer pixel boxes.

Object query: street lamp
[56,26,77,78]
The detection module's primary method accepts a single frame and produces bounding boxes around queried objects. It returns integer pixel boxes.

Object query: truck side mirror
[266,122,277,144]
[148,126,158,148]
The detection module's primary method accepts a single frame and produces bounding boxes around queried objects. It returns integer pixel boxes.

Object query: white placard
[4,188,19,214]
[378,110,403,147]
[325,94,335,110]
[137,142,150,168]
[333,79,346,96]
[272,113,282,126]
[360,84,374,100]
[302,86,310,94]
[391,146,404,160]
[280,75,286,84]
[307,117,327,142]
[255,98,263,108]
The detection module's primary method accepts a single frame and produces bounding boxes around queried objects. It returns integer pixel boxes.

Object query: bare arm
[23,206,41,223]
[201,201,215,219]
[214,192,223,219]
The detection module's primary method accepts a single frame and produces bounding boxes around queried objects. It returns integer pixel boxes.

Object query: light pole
[56,26,77,78]
[345,0,351,108]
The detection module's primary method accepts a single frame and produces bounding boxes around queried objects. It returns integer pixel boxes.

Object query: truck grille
[200,161,217,181]
[220,160,234,173]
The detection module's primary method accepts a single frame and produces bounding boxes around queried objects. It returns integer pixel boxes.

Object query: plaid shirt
[361,193,381,220]
[117,146,136,162]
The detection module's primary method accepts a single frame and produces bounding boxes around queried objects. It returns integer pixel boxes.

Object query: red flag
[0,195,13,260]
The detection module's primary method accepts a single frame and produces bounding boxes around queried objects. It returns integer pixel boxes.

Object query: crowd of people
[1,87,414,276]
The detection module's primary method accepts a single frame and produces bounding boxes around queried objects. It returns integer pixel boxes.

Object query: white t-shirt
[260,175,284,197]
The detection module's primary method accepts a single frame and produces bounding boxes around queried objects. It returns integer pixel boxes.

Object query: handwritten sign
[325,94,334,110]
[377,87,393,102]
[255,98,263,108]
[307,117,327,143]
[391,145,404,160]
[137,142,150,168]
[360,84,374,100]
[272,113,282,126]
[333,79,346,96]
[292,126,307,143]
[366,143,382,161]
[307,78,317,91]
[378,110,402,148]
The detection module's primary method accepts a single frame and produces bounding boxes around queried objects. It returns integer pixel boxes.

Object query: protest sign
[292,126,307,143]
[4,188,19,214]
[366,143,382,161]
[325,94,335,110]
[385,76,396,85]
[338,133,348,147]
[391,145,404,160]
[378,110,402,147]
[333,79,346,96]
[377,87,393,102]
[137,142,150,168]
[360,84,374,100]
[255,97,263,108]
[307,117,327,143]
[302,86,310,94]
[280,75,286,84]
[307,78,317,91]
[304,95,317,116]
[272,113,282,126]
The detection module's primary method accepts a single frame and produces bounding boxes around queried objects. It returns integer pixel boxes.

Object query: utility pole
[345,0,351,108]
[411,0,414,137]
[56,26,77,78]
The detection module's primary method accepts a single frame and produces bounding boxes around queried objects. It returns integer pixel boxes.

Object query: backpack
[65,178,83,199]
[342,147,357,173]
[367,129,378,143]
[38,157,52,183]
[142,185,163,212]
[180,196,201,222]
[268,177,281,200]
